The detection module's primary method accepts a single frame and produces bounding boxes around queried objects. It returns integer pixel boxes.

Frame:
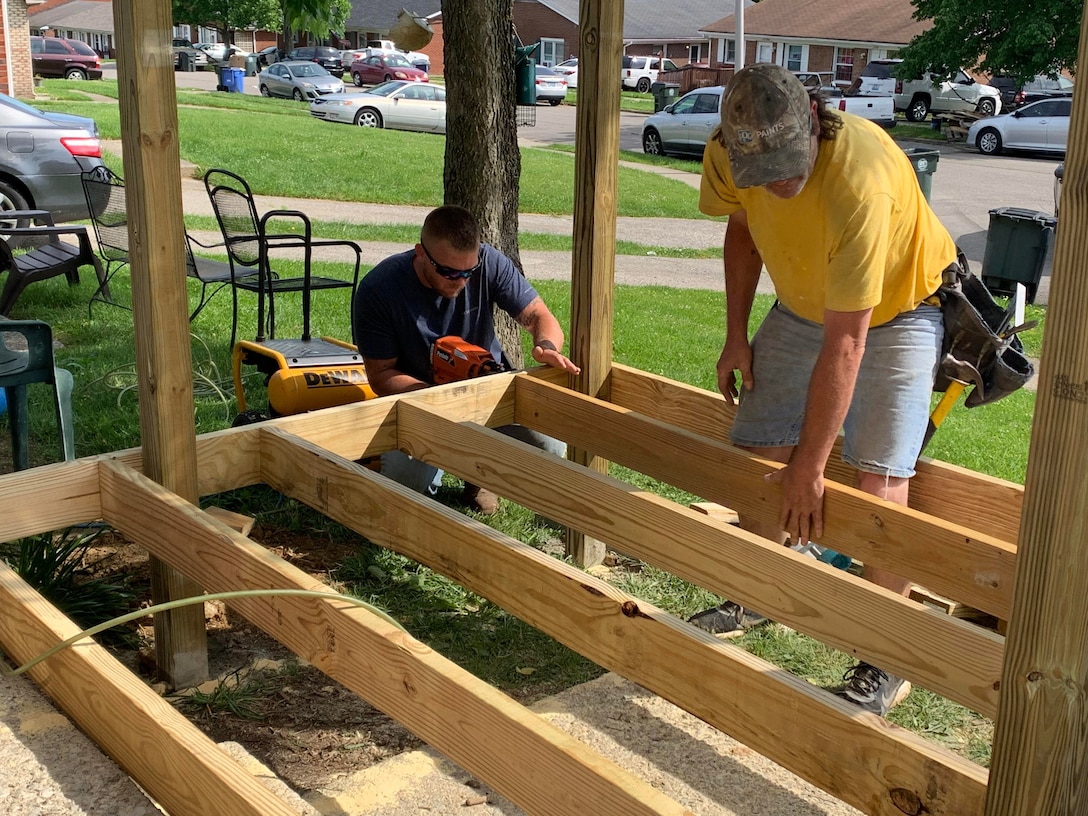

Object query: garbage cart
[901,147,940,202]
[650,82,680,112]
[981,207,1056,304]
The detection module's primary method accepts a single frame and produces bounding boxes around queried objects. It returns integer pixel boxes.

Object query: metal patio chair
[202,167,361,347]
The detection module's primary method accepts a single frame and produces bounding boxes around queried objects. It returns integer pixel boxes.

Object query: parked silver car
[641,85,724,158]
[966,97,1070,156]
[0,94,104,224]
[259,61,345,101]
[310,80,446,132]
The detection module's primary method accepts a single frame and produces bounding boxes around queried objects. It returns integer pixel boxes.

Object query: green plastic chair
[0,319,75,471]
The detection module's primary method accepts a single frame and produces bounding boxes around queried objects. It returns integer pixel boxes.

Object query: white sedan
[967,97,1071,156]
[553,58,578,89]
[309,80,446,133]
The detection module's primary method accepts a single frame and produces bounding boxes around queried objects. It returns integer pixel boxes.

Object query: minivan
[30,36,103,81]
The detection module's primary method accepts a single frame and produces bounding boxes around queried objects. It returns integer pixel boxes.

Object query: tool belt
[934,252,1036,408]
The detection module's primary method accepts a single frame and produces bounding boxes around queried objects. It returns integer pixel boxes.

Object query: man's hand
[716,337,753,404]
[532,339,581,374]
[765,462,825,545]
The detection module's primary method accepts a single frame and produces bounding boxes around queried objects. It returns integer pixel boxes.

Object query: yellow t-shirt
[699,113,955,326]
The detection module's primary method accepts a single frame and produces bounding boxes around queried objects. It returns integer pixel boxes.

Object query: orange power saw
[431,335,504,384]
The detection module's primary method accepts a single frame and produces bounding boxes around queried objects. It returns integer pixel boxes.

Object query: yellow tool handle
[930,380,967,428]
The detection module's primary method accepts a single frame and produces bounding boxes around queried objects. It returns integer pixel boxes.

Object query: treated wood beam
[985,11,1088,812]
[114,0,205,687]
[516,376,1016,621]
[0,460,101,542]
[396,402,1002,719]
[259,425,988,816]
[96,459,693,816]
[565,0,627,567]
[0,562,300,816]
[608,364,1024,542]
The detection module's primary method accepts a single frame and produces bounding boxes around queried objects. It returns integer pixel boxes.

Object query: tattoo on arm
[536,339,557,352]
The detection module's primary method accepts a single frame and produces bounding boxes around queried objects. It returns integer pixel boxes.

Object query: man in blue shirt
[353,205,580,513]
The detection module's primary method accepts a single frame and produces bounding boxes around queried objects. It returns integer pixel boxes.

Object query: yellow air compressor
[232,337,375,421]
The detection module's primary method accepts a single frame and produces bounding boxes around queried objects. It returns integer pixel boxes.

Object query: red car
[350,53,428,86]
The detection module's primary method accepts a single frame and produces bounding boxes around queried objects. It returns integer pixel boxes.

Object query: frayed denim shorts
[730,302,944,478]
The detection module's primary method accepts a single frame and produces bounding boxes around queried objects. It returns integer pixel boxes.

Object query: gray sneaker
[832,662,912,716]
[687,601,768,636]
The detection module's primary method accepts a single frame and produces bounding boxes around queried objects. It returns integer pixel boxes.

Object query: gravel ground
[0,668,159,815]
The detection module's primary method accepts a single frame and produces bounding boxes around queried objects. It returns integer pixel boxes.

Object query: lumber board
[607,363,1024,543]
[0,459,102,542]
[514,376,1017,621]
[0,562,299,816]
[258,425,988,816]
[96,459,694,816]
[395,402,1002,719]
[984,13,1088,810]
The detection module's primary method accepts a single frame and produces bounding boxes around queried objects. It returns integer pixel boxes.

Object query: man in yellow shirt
[695,64,957,717]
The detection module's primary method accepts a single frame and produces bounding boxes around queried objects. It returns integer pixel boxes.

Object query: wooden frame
[2,0,1086,811]
[2,371,1010,813]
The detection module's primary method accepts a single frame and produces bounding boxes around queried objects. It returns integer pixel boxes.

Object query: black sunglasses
[420,241,483,280]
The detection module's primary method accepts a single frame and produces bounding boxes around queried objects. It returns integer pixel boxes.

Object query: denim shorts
[730,302,944,478]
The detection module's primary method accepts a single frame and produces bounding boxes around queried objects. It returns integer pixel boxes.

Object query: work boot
[463,483,500,515]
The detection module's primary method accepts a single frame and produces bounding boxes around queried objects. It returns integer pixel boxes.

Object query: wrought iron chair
[80,166,129,313]
[81,167,236,321]
[0,319,75,470]
[0,210,105,316]
[202,167,361,347]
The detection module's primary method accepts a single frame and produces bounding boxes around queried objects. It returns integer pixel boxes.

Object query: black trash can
[177,50,193,72]
[981,207,1057,304]
[650,81,680,112]
[901,147,940,202]
[244,54,258,77]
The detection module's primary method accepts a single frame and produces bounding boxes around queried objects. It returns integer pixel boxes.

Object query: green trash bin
[244,54,258,77]
[901,147,940,201]
[981,207,1056,304]
[650,81,680,112]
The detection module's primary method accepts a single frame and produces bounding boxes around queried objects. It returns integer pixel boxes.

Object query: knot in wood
[620,600,640,617]
[889,787,926,815]
[870,513,885,529]
[1027,670,1043,682]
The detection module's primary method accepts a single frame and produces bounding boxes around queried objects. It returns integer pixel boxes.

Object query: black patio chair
[0,210,105,316]
[81,167,238,321]
[202,167,361,347]
[80,166,129,313]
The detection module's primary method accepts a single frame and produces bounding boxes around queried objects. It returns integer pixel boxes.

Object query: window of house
[717,38,736,65]
[756,42,772,63]
[834,49,854,84]
[539,38,563,67]
[784,44,804,72]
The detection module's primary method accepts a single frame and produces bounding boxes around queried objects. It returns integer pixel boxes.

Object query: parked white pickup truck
[795,72,896,129]
[859,59,1001,121]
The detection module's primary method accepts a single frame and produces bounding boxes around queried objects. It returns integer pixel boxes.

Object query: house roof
[28,0,114,32]
[701,0,930,46]
[346,0,442,32]
[522,0,753,43]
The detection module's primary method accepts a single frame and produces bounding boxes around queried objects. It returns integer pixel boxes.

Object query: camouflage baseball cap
[720,63,814,188]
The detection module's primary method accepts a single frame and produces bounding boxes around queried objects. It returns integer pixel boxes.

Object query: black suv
[286,46,344,77]
[989,74,1074,110]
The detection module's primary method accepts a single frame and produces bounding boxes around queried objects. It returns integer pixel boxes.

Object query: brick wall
[512,0,577,62]
[3,0,34,98]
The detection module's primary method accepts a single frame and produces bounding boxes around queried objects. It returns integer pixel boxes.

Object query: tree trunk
[442,0,524,368]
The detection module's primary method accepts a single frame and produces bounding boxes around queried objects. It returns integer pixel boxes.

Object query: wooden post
[984,12,1088,813]
[565,0,624,566]
[113,1,208,688]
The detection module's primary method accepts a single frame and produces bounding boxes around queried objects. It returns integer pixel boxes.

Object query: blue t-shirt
[351,244,540,384]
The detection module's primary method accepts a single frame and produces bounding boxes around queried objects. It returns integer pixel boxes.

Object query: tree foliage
[172,0,278,44]
[279,0,349,45]
[897,0,1082,83]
